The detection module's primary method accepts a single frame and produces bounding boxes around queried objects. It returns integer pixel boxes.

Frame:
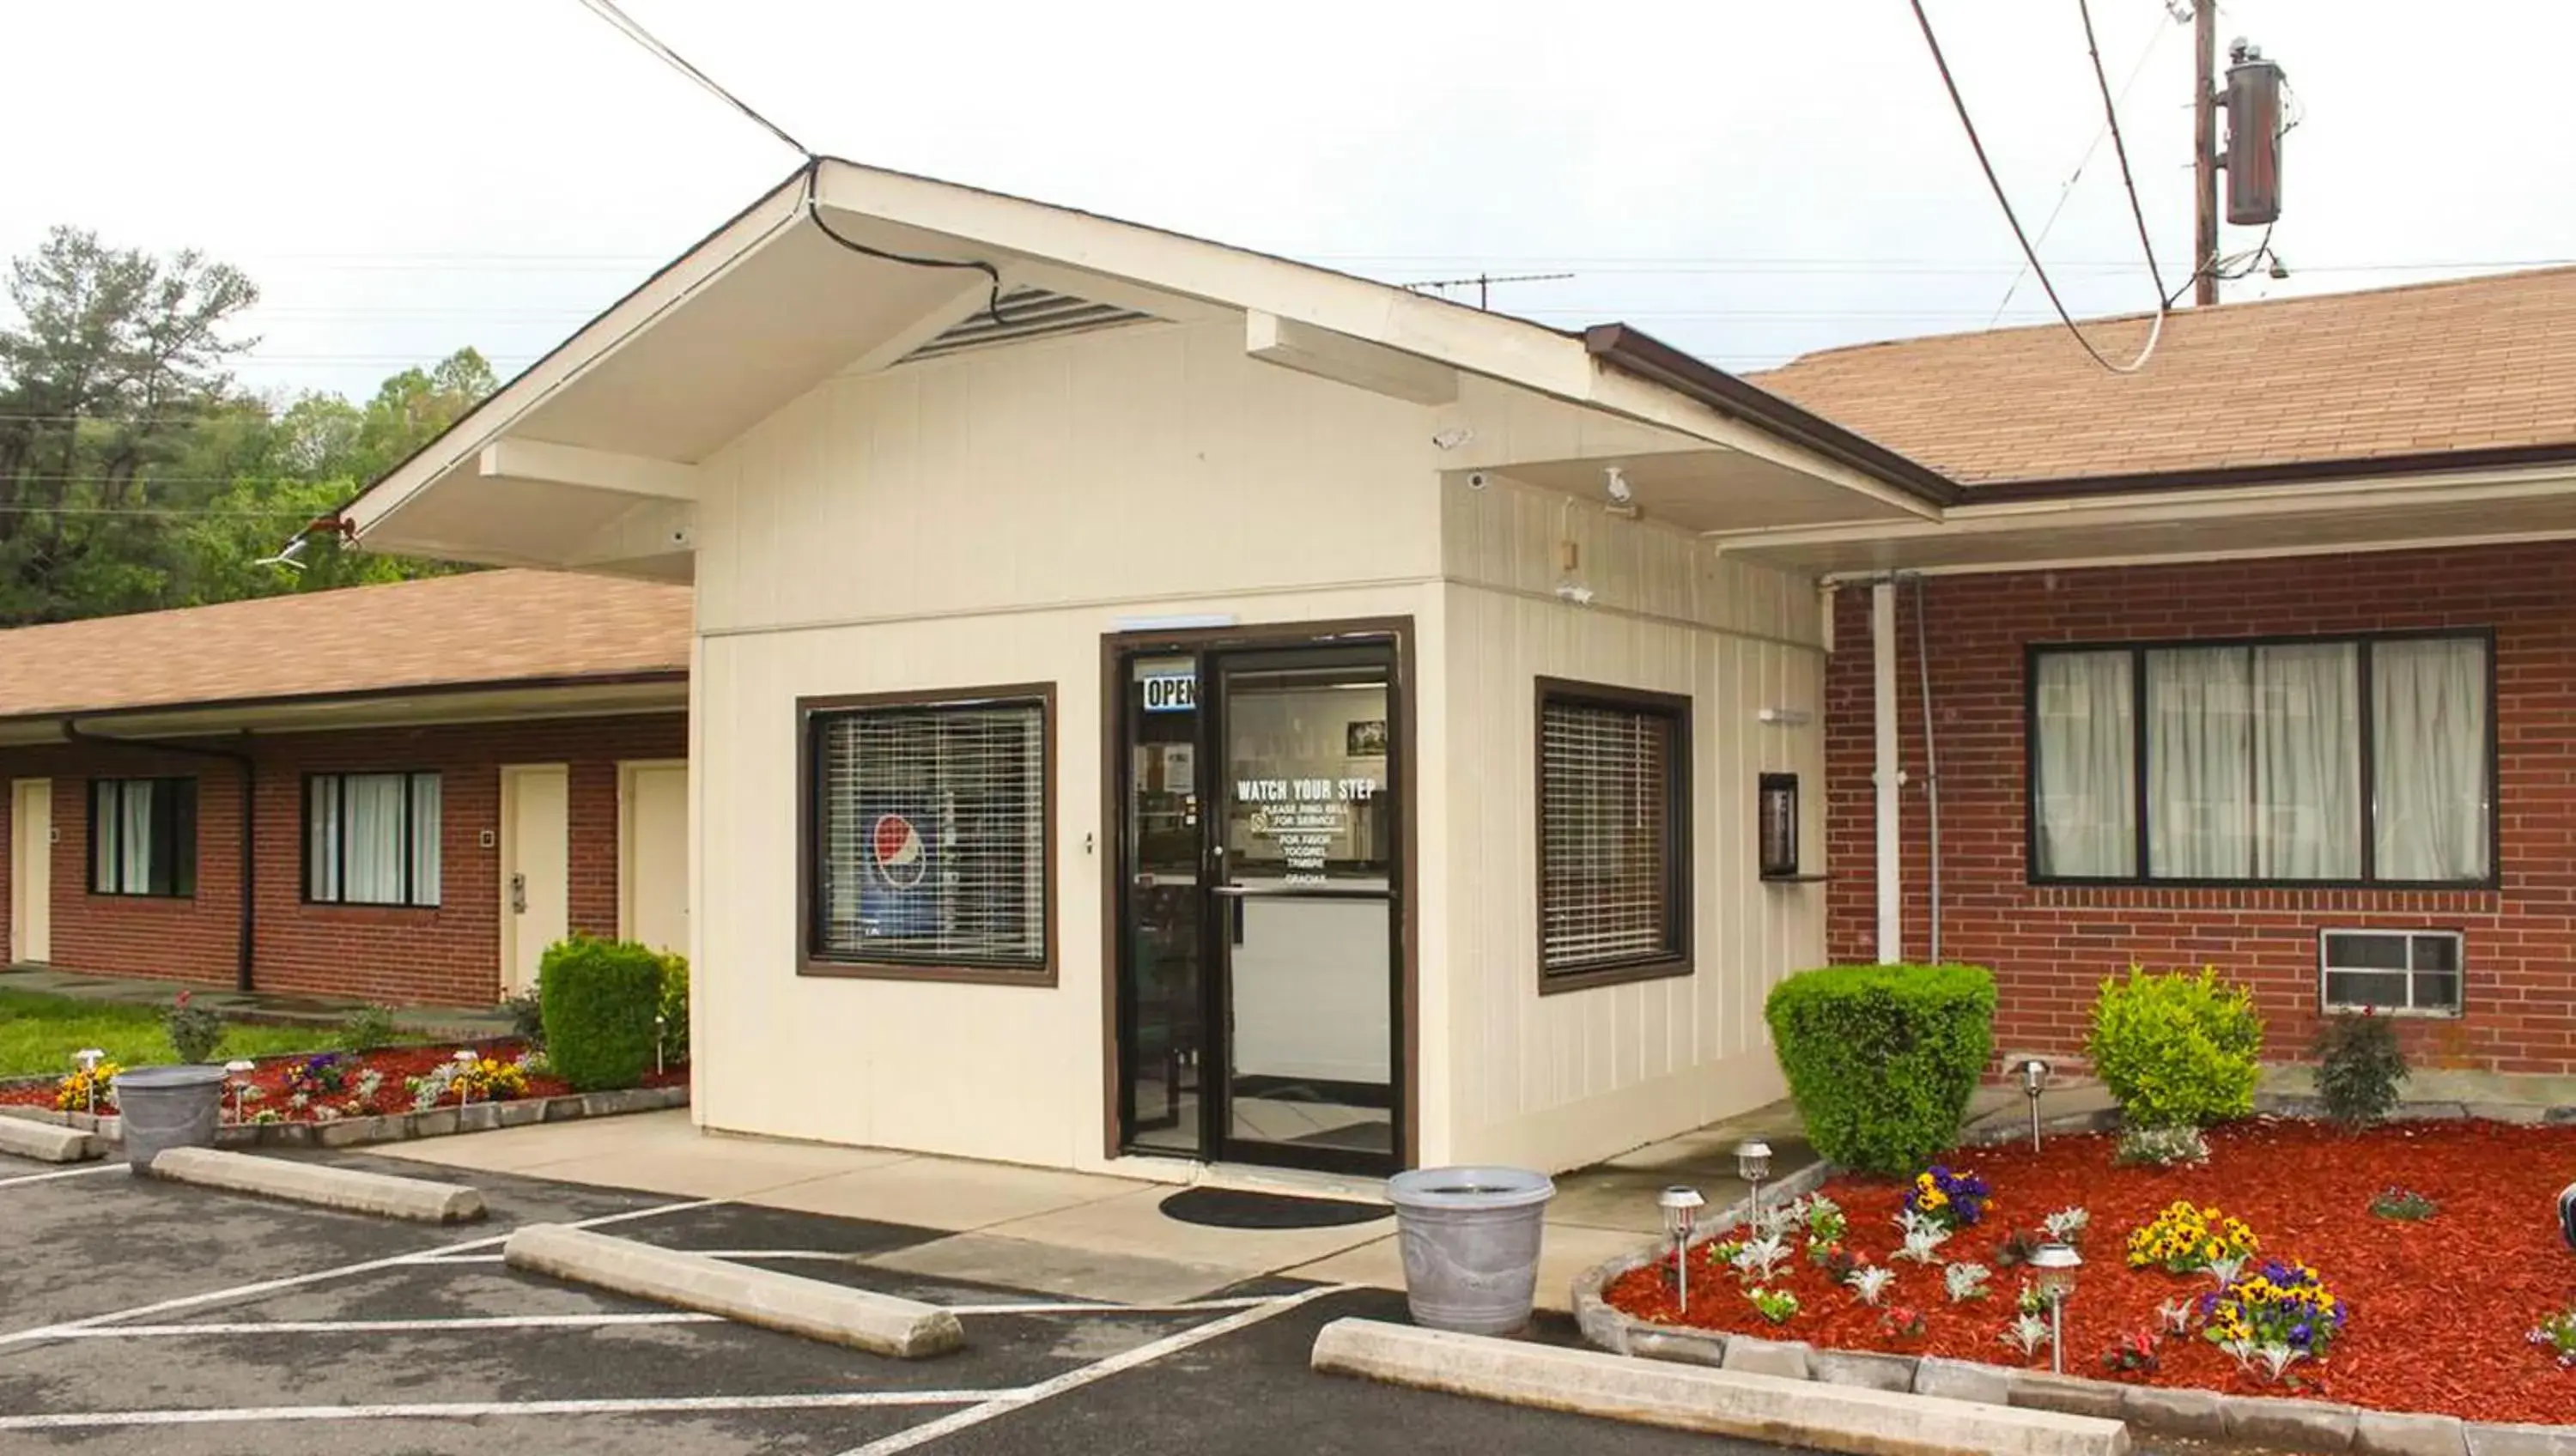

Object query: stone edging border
[1572,1104,2576,1456]
[2,1084,689,1151]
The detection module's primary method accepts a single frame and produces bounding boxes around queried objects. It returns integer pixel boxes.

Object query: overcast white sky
[4,1,2570,405]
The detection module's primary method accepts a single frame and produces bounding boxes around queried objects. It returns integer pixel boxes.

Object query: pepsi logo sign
[870,813,930,889]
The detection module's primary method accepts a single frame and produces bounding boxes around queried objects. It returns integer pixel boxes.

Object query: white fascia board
[1704,462,2576,552]
[565,499,699,566]
[343,171,811,541]
[1245,311,1458,405]
[477,440,702,501]
[811,161,1929,515]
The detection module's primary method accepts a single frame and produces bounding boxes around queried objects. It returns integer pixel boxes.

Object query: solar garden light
[1735,1139,1773,1226]
[2559,1181,2576,1251]
[655,1015,667,1076]
[1657,1185,1706,1310]
[224,1060,255,1123]
[74,1049,104,1115]
[453,1048,478,1107]
[2018,1058,2052,1152]
[2030,1241,2083,1374]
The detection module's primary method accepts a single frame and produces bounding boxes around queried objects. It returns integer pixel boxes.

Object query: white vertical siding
[1436,475,1827,1172]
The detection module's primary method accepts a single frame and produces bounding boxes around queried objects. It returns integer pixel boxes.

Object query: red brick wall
[0,713,684,1007]
[1826,543,2576,1074]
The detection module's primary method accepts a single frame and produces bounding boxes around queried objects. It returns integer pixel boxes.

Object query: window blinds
[1539,697,1679,973]
[817,701,1047,967]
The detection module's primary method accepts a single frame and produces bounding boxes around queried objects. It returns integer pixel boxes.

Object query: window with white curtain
[1536,681,1691,983]
[89,778,196,897]
[807,692,1051,974]
[2030,634,2491,885]
[307,772,441,907]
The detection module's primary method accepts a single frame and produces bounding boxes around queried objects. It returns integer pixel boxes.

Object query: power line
[2076,0,2172,306]
[572,0,809,159]
[1905,0,2166,374]
[1991,17,2172,324]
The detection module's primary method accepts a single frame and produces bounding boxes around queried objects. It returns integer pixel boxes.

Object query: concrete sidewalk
[0,965,515,1039]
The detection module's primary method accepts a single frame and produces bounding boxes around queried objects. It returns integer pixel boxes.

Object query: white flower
[1893,1227,1950,1265]
[2208,1253,2251,1289]
[1997,1313,2051,1356]
[1943,1262,1993,1302]
[2157,1297,2194,1334]
[2041,1207,2089,1243]
[1731,1234,1793,1282]
[1846,1265,1896,1305]
[2252,1343,2307,1384]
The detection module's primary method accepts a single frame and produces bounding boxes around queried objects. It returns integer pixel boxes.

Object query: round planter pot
[112,1065,229,1171]
[1384,1165,1557,1335]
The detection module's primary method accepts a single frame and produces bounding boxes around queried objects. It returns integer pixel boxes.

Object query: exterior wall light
[75,1049,104,1115]
[2019,1058,2052,1152]
[2030,1241,2083,1373]
[453,1048,479,1107]
[224,1060,256,1123]
[1735,1139,1773,1224]
[1658,1185,1706,1310]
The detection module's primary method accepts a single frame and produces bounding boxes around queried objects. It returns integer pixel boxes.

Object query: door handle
[510,872,527,914]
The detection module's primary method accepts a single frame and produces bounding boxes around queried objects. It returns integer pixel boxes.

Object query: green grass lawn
[0,990,345,1080]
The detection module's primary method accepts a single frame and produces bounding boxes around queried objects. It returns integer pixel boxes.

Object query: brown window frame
[1534,677,1693,994]
[797,682,1059,986]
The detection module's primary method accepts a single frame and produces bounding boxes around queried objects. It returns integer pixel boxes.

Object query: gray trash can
[1384,1166,1557,1335]
[112,1065,228,1172]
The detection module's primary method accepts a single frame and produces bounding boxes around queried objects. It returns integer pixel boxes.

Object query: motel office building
[343,160,2576,1178]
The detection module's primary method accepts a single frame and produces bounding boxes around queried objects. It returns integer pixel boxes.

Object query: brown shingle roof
[1746,266,2576,487]
[0,570,690,722]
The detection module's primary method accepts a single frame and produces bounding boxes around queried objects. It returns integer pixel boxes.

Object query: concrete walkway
[0,965,516,1039]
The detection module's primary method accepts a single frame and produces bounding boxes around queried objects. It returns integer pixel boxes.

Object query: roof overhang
[1710,459,2576,577]
[0,673,687,749]
[341,160,1948,575]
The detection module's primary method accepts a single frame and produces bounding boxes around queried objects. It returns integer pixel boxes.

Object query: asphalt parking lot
[0,1144,1803,1456]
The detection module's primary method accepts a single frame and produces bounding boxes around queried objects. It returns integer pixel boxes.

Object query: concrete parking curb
[147,1147,487,1223]
[0,1111,100,1162]
[1310,1318,2129,1456]
[501,1223,965,1359]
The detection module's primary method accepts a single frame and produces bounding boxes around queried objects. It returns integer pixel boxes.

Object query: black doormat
[1158,1186,1392,1230]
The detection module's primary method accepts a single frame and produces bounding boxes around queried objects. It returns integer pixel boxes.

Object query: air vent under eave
[901,287,1152,362]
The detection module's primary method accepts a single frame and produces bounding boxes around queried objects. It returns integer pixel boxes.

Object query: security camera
[1605,466,1633,505]
[1431,427,1474,451]
[1466,470,1490,491]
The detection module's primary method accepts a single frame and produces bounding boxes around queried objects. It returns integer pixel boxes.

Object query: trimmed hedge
[538,935,664,1092]
[1765,963,1997,1175]
[2086,967,2263,1130]
[655,950,689,1066]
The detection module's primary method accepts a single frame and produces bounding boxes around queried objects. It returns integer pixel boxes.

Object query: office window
[806,691,1051,975]
[2031,634,2491,886]
[89,778,196,897]
[1537,680,1691,986]
[307,772,442,907]
[2321,929,2464,1016]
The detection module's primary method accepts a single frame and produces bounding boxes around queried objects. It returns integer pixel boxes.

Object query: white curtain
[409,774,443,907]
[92,783,117,890]
[2374,638,2489,881]
[343,774,406,903]
[2034,652,2136,877]
[2148,648,2253,877]
[2254,643,2360,878]
[308,777,342,900]
[119,783,155,891]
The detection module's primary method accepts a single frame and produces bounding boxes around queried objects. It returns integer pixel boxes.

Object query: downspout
[62,721,257,992]
[1911,573,1942,965]
[1872,584,1902,962]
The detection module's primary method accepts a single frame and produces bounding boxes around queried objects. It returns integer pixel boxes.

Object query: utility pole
[2192,0,2220,306]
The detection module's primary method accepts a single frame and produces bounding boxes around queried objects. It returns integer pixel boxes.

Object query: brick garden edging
[3,1083,688,1152]
[1571,1105,2576,1456]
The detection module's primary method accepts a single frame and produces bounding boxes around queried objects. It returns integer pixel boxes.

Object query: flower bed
[0,1040,687,1123]
[1601,1118,2576,1424]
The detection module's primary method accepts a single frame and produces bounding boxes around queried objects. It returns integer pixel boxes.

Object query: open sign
[1141,672,1197,713]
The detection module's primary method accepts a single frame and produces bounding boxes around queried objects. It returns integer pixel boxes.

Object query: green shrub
[165,992,223,1064]
[1765,964,1996,1176]
[654,950,689,1068]
[503,986,546,1050]
[337,1004,400,1053]
[537,935,663,1091]
[2085,968,2263,1131]
[2314,1010,2408,1130]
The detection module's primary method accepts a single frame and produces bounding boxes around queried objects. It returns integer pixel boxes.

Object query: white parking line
[0,1388,1029,1431]
[46,1293,1287,1339]
[838,1285,1349,1456]
[416,1247,858,1264]
[0,1196,723,1349]
[0,1163,125,1190]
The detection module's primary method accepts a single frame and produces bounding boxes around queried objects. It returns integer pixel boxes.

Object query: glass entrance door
[1112,636,1402,1174]
[1210,650,1399,1171]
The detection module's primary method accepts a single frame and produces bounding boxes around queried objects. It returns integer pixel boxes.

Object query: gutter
[1963,440,2576,504]
[1582,325,1965,510]
[61,722,258,994]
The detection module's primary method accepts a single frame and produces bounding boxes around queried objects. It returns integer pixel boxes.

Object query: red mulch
[0,1041,687,1119]
[1603,1119,2576,1423]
